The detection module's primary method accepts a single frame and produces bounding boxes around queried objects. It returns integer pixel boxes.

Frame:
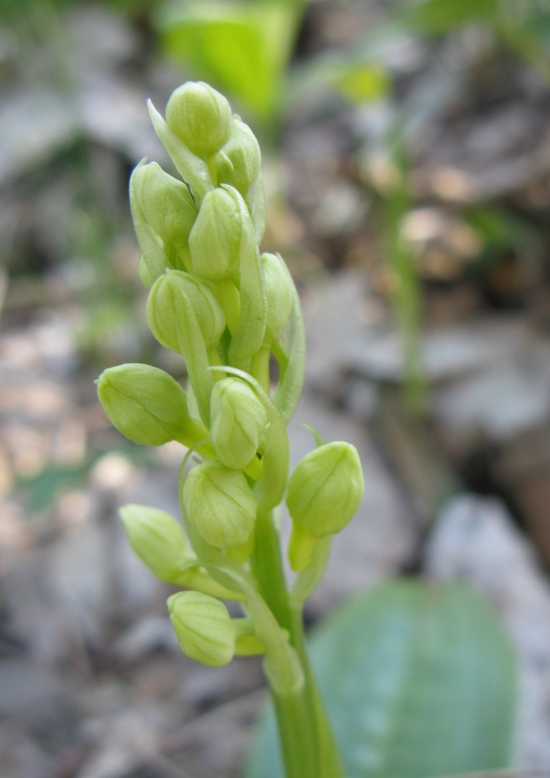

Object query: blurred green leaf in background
[247,580,517,778]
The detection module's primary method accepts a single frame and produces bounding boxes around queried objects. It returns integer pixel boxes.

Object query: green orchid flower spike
[96,81,365,778]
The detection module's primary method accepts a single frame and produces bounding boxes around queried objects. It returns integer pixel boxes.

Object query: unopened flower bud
[210,378,267,469]
[261,253,294,345]
[120,504,191,584]
[286,442,364,538]
[216,118,261,197]
[96,364,203,446]
[183,461,257,549]
[147,270,225,353]
[166,82,232,160]
[133,161,196,247]
[168,591,235,666]
[189,188,241,281]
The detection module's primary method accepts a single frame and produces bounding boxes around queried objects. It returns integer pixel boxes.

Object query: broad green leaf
[157,2,301,122]
[246,580,517,778]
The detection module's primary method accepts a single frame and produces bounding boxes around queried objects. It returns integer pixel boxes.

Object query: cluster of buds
[96,82,364,674]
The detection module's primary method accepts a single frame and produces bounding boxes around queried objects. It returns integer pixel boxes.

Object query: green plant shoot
[96,80,364,778]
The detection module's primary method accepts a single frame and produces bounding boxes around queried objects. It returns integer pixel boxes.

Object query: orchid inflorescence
[96,81,364,778]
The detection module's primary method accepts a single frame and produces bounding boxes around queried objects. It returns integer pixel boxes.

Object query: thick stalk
[252,509,319,776]
[272,686,319,778]
[289,604,346,778]
[251,509,345,778]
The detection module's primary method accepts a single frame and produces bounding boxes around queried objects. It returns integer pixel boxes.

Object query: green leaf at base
[245,580,517,778]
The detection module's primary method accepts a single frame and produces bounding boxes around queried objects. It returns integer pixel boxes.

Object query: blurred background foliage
[2,1,550,777]
[3,0,549,380]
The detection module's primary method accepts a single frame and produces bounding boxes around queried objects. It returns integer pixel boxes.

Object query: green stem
[289,604,346,778]
[251,509,344,778]
[272,687,319,778]
[381,138,426,419]
[251,513,319,777]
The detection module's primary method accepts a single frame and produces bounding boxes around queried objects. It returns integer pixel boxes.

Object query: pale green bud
[96,364,203,446]
[121,504,245,600]
[183,461,257,549]
[286,442,364,538]
[133,162,196,247]
[210,378,267,469]
[261,253,294,345]
[166,82,232,160]
[189,188,242,281]
[216,117,261,197]
[168,591,235,666]
[147,270,225,352]
[120,504,191,584]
